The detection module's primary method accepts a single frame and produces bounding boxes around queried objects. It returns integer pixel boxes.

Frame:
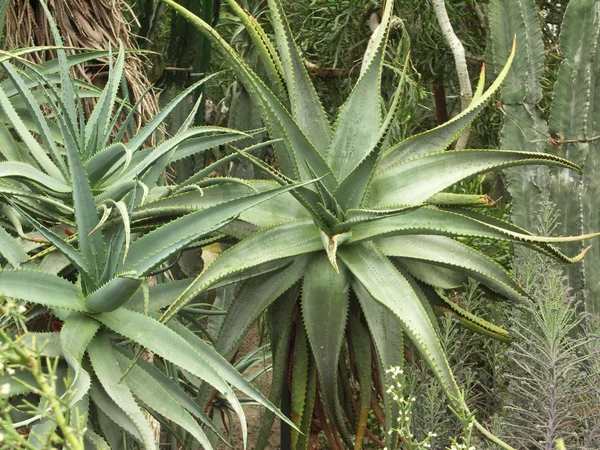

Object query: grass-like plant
[155,1,599,448]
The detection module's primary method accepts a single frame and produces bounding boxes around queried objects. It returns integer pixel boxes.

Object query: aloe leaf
[123,180,315,277]
[378,40,516,168]
[301,253,351,443]
[160,0,335,190]
[370,149,581,207]
[334,50,410,211]
[377,234,526,300]
[347,207,590,263]
[95,309,287,448]
[0,162,70,193]
[60,313,101,407]
[223,0,286,97]
[398,259,467,289]
[2,62,68,177]
[290,322,309,448]
[426,192,494,207]
[0,225,28,267]
[339,243,463,407]
[112,352,214,449]
[256,288,298,450]
[0,121,21,161]
[216,256,308,359]
[86,143,130,186]
[84,45,125,156]
[38,0,79,136]
[160,220,322,323]
[352,281,403,449]
[127,74,217,152]
[114,347,223,440]
[87,332,157,450]
[326,0,392,180]
[84,428,110,450]
[126,278,194,312]
[0,270,84,311]
[89,379,144,444]
[0,83,64,181]
[83,275,143,313]
[266,0,332,155]
[347,314,373,449]
[430,289,511,342]
[105,127,244,186]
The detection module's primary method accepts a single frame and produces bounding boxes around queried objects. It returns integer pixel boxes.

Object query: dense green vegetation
[0,1,599,449]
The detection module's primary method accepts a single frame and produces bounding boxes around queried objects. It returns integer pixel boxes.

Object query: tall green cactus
[490,0,600,315]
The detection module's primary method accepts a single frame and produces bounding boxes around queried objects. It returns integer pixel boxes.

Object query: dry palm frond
[3,0,159,141]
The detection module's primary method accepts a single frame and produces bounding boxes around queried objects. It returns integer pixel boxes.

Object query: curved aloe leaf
[0,270,83,311]
[216,256,308,359]
[377,39,516,168]
[352,281,403,449]
[160,220,322,323]
[370,150,581,207]
[0,162,70,193]
[123,181,315,276]
[376,234,526,300]
[266,0,331,155]
[60,313,101,407]
[347,206,595,263]
[325,0,392,180]
[113,351,213,449]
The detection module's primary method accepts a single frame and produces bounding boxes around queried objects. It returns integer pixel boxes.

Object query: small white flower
[6,367,14,375]
[1,383,10,395]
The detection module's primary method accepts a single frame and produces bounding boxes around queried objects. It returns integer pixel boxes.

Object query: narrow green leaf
[0,162,70,193]
[60,313,101,407]
[87,332,157,450]
[378,40,516,167]
[301,253,351,444]
[216,256,308,359]
[267,0,332,155]
[113,352,214,450]
[352,281,403,449]
[160,220,321,323]
[370,149,581,207]
[377,235,526,300]
[123,181,316,277]
[326,0,392,180]
[0,270,83,311]
[339,243,463,406]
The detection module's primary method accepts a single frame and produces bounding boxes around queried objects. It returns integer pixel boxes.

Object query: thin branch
[431,0,473,149]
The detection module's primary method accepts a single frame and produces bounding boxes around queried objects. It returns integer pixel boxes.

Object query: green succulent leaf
[339,243,462,405]
[370,150,582,207]
[0,270,84,311]
[83,274,143,313]
[376,234,526,300]
[301,253,351,443]
[88,332,157,450]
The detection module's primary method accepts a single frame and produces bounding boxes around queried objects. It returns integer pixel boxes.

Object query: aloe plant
[0,4,318,447]
[490,0,600,316]
[153,1,600,448]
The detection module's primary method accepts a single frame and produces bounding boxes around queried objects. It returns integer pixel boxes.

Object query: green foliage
[158,1,597,448]
[0,4,308,448]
